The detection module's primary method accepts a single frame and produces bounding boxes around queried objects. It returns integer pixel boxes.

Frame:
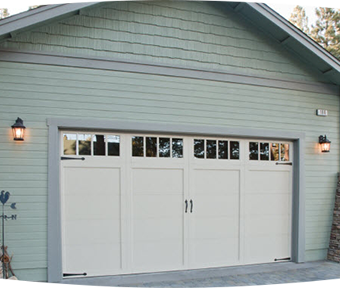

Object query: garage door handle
[185,200,188,213]
[190,200,193,213]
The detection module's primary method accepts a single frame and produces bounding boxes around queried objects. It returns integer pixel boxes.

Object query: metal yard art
[0,190,17,279]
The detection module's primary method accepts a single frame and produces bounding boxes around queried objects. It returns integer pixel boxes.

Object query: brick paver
[125,262,340,287]
[62,261,340,287]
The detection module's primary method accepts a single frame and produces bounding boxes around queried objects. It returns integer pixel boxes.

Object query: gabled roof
[0,1,340,86]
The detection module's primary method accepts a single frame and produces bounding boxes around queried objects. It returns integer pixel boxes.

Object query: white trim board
[0,49,338,96]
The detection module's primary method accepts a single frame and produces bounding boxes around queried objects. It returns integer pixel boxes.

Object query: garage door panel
[245,194,291,216]
[62,158,123,277]
[190,166,240,267]
[193,194,239,217]
[193,169,239,194]
[133,194,183,218]
[64,243,122,275]
[244,235,291,264]
[191,217,239,239]
[64,167,121,194]
[133,217,183,241]
[133,241,184,270]
[131,165,185,272]
[132,168,183,194]
[64,219,122,244]
[246,170,290,193]
[190,238,239,266]
[64,194,120,220]
[245,215,291,235]
[244,163,292,264]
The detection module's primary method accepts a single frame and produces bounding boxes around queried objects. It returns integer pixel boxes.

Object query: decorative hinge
[61,157,85,161]
[275,162,292,166]
[274,257,291,261]
[63,272,87,277]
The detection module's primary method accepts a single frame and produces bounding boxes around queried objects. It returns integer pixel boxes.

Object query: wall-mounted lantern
[11,118,26,141]
[319,135,331,153]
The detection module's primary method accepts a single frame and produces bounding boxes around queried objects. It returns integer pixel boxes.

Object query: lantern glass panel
[321,142,330,152]
[13,127,24,140]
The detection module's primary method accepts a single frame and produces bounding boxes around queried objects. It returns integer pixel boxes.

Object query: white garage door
[60,132,292,277]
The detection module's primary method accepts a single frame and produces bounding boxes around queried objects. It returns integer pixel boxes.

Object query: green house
[0,1,340,283]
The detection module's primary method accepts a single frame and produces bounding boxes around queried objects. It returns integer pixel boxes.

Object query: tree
[28,0,61,10]
[289,6,340,60]
[289,6,309,34]
[0,8,9,19]
[311,8,340,59]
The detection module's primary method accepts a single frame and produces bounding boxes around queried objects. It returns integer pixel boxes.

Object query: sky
[1,0,340,21]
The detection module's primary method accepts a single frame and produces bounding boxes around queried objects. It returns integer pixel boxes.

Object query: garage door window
[63,134,77,155]
[172,138,183,158]
[63,133,120,156]
[260,143,270,160]
[108,136,120,156]
[132,136,183,158]
[194,139,239,160]
[249,142,289,161]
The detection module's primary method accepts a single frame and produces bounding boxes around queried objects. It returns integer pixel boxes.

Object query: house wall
[0,60,339,281]
[0,1,339,282]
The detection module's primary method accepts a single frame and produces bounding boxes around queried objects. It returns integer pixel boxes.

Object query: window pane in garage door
[260,143,269,161]
[78,134,91,156]
[108,135,120,156]
[159,138,171,158]
[132,136,144,157]
[218,141,228,159]
[194,139,205,158]
[93,135,105,156]
[146,137,157,157]
[249,142,259,160]
[172,138,183,158]
[230,141,240,160]
[63,134,76,155]
[206,140,217,159]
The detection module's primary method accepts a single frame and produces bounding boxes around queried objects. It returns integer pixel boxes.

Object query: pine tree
[311,8,340,59]
[289,6,309,34]
[0,8,9,19]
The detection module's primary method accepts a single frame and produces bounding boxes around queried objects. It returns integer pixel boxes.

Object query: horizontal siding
[15,268,47,282]
[0,1,331,84]
[0,61,338,280]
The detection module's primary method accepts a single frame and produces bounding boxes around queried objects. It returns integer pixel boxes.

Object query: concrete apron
[61,261,340,287]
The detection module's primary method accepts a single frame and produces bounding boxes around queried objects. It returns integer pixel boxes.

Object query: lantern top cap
[319,135,331,144]
[11,117,26,129]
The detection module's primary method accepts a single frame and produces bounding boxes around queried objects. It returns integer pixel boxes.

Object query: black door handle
[190,200,193,213]
[185,200,188,213]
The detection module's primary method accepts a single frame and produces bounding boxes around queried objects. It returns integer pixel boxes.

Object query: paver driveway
[62,261,340,287]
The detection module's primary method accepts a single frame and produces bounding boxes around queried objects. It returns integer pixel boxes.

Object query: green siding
[0,61,339,280]
[0,1,331,84]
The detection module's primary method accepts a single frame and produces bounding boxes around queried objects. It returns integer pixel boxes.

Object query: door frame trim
[47,117,305,283]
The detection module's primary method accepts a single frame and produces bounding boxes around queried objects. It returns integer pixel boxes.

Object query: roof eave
[0,2,99,41]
